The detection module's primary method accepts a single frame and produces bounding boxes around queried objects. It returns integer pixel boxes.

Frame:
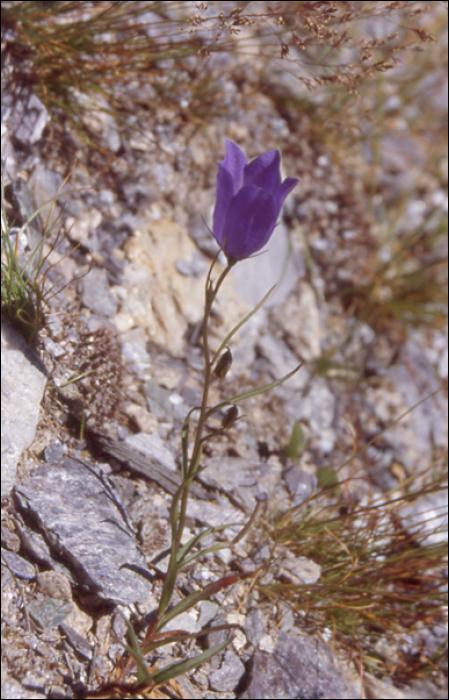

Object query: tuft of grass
[341,5,448,336]
[340,211,448,336]
[1,173,90,344]
[348,9,447,336]
[1,1,442,152]
[1,177,62,342]
[260,418,448,685]
[262,4,447,340]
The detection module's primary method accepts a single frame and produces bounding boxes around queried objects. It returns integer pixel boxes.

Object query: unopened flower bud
[221,405,239,430]
[214,348,233,379]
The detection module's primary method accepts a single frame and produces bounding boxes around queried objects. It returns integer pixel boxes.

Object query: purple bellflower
[213,140,299,262]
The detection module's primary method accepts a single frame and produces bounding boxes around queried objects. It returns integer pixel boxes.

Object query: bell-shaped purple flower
[213,140,299,262]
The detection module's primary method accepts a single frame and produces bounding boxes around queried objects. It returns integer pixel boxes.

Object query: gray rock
[72,90,121,152]
[65,207,102,249]
[197,600,220,628]
[209,647,246,693]
[7,93,51,146]
[1,548,36,581]
[385,338,448,467]
[144,379,174,419]
[201,457,258,494]
[244,607,266,647]
[59,622,93,661]
[241,631,360,699]
[121,337,152,375]
[199,456,278,512]
[44,441,65,463]
[186,495,246,530]
[256,334,308,391]
[278,553,321,585]
[175,250,208,278]
[283,467,317,506]
[279,282,322,362]
[14,457,153,605]
[163,610,201,635]
[27,597,73,631]
[15,517,57,570]
[1,678,46,700]
[362,672,448,700]
[1,320,47,497]
[301,379,336,453]
[80,267,117,317]
[27,166,65,239]
[125,431,177,471]
[397,489,448,547]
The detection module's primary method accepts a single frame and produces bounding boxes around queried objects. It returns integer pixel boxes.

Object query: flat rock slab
[14,456,154,605]
[241,631,359,699]
[1,319,47,497]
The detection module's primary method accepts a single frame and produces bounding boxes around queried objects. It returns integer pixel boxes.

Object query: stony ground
[1,3,447,699]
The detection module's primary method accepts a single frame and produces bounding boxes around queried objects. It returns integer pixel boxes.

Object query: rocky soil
[1,3,447,699]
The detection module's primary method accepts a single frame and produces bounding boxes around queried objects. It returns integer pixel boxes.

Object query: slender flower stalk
[158,257,233,620]
[188,260,234,476]
[157,141,298,625]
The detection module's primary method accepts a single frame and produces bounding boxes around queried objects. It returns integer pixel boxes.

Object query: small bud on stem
[221,404,239,430]
[214,347,233,379]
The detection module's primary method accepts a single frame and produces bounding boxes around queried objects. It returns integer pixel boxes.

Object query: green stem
[157,256,233,622]
[188,259,233,478]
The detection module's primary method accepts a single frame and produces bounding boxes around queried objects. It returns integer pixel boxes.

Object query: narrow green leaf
[119,612,153,686]
[181,410,194,480]
[285,420,305,459]
[207,362,303,418]
[211,284,276,366]
[57,368,98,387]
[179,541,233,569]
[177,520,243,565]
[151,638,231,685]
[158,574,241,630]
[177,526,216,563]
[158,542,180,617]
[317,466,340,494]
[187,442,203,479]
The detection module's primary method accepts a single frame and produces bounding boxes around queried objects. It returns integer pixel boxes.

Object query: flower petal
[274,177,300,212]
[221,140,247,192]
[213,163,235,244]
[244,149,281,193]
[221,185,278,260]
[212,142,298,261]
